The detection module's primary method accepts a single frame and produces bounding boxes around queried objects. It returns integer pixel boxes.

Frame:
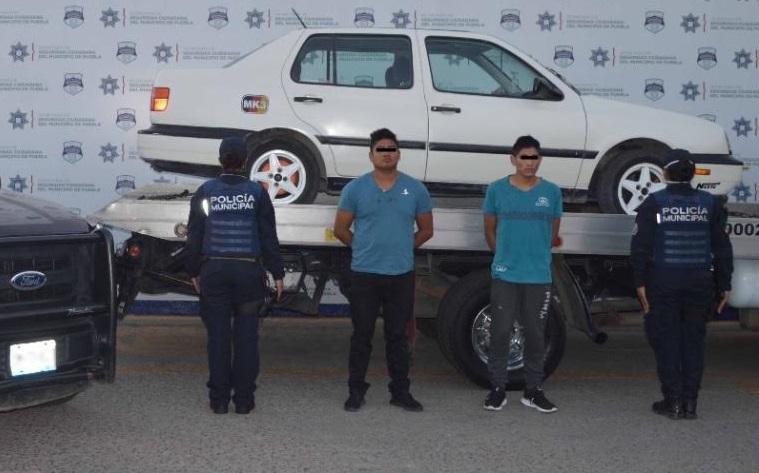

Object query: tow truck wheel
[436,270,566,390]
[247,141,319,205]
[597,153,666,215]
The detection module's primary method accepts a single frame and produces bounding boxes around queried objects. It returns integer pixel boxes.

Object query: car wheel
[436,270,566,390]
[597,153,667,214]
[247,141,319,205]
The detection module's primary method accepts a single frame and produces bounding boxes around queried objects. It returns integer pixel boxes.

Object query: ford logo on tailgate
[10,271,47,291]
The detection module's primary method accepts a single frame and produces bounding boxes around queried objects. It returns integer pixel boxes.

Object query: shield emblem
[116,108,136,130]
[115,175,136,195]
[697,47,717,70]
[698,114,717,122]
[116,41,137,64]
[644,11,665,33]
[553,45,574,68]
[63,73,84,95]
[644,78,665,101]
[500,9,521,31]
[62,141,83,164]
[354,7,375,27]
[208,7,229,29]
[64,5,84,28]
[354,75,374,87]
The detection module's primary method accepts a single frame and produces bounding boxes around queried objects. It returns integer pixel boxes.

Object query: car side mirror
[531,77,563,100]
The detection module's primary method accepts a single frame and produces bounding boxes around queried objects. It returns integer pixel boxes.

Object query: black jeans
[347,271,415,395]
[199,259,265,406]
[644,269,714,401]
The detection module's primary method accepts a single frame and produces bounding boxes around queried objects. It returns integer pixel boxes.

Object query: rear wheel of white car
[248,141,319,205]
[597,154,666,214]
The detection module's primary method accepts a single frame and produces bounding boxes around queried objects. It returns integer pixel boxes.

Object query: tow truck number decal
[726,222,759,237]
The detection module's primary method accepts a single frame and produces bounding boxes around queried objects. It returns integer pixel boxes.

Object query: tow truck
[89,184,759,388]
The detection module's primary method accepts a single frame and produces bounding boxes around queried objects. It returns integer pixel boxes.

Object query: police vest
[652,188,713,270]
[200,178,263,258]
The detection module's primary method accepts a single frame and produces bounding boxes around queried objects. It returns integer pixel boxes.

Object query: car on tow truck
[138,28,743,213]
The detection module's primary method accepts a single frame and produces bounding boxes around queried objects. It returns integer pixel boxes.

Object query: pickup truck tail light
[151,87,170,111]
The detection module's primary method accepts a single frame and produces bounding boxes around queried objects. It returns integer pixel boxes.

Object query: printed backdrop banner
[2,0,759,215]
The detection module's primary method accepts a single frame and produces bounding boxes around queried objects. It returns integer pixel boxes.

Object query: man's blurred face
[510,146,542,178]
[369,138,400,171]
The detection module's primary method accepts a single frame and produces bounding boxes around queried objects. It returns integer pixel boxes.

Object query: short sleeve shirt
[338,172,433,275]
[483,177,562,284]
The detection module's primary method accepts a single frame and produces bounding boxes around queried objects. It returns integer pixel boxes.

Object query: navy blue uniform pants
[644,270,714,401]
[199,259,265,406]
[348,271,415,396]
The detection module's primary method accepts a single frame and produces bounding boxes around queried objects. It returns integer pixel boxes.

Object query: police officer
[185,136,284,415]
[631,149,733,420]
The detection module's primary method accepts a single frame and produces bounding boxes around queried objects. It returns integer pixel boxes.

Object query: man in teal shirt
[333,128,433,412]
[482,135,562,413]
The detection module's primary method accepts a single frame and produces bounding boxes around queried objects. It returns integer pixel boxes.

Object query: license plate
[9,340,57,376]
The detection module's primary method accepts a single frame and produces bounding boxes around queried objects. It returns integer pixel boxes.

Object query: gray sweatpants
[487,279,551,390]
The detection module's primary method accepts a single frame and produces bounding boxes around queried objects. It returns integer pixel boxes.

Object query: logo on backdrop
[116,41,137,64]
[354,7,375,27]
[731,183,752,203]
[697,47,717,70]
[62,141,83,164]
[698,113,717,122]
[733,49,753,69]
[100,7,120,27]
[208,7,229,29]
[391,10,411,28]
[536,11,557,31]
[644,79,665,101]
[8,175,30,193]
[245,9,265,28]
[680,81,700,101]
[9,110,29,130]
[500,9,521,31]
[64,6,84,28]
[644,11,665,33]
[732,117,752,137]
[99,143,120,163]
[681,13,700,33]
[9,42,30,62]
[63,73,84,95]
[553,45,574,67]
[99,75,120,95]
[589,47,610,67]
[116,108,136,130]
[116,175,136,195]
[153,43,174,63]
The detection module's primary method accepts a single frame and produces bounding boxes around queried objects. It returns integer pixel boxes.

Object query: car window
[291,34,413,89]
[426,37,553,99]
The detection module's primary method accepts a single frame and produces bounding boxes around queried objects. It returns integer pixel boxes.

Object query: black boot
[344,383,369,412]
[652,398,683,420]
[683,399,698,420]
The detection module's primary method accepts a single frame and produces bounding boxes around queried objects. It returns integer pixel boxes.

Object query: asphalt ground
[2,316,758,473]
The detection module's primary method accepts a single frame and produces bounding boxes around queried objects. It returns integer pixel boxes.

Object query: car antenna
[291,8,307,28]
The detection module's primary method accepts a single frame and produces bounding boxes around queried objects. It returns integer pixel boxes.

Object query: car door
[419,33,588,190]
[282,33,428,179]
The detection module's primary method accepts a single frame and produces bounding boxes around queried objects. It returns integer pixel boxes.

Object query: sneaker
[483,387,507,411]
[344,391,366,412]
[652,398,683,420]
[390,392,424,412]
[521,389,558,413]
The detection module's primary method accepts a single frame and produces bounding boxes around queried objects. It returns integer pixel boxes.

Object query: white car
[138,28,743,213]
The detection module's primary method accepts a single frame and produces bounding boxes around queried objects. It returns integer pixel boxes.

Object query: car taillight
[694,168,711,176]
[151,87,170,111]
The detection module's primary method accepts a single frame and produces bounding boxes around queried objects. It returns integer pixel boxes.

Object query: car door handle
[294,96,323,103]
[431,105,461,113]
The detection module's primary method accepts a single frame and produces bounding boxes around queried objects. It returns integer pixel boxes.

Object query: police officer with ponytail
[185,136,284,415]
[631,149,733,420]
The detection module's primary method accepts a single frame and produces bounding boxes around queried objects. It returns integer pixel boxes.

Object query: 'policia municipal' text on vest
[652,189,714,270]
[201,179,263,257]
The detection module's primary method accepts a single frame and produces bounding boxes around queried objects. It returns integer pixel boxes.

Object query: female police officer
[631,149,733,420]
[185,136,284,414]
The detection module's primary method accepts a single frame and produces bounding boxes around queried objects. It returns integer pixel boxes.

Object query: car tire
[436,270,566,390]
[247,140,320,205]
[597,153,666,214]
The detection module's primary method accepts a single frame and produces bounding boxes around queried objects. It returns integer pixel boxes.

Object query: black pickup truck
[0,190,117,412]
